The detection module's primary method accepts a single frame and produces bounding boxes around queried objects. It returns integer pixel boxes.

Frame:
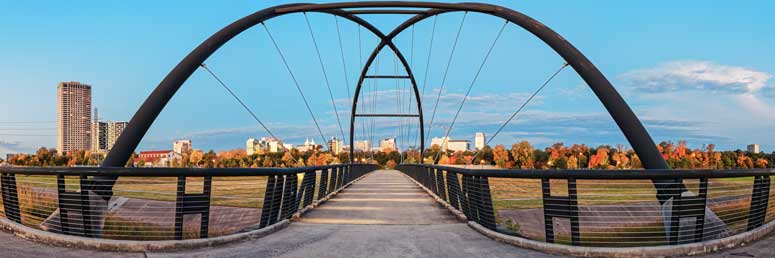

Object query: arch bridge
[1,2,774,257]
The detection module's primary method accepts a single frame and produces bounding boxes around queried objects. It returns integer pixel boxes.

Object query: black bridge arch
[99,2,672,202]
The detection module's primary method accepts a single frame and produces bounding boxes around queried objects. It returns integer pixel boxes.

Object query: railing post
[446,171,461,210]
[259,175,278,228]
[667,178,707,245]
[437,169,448,202]
[303,171,316,207]
[0,172,21,223]
[56,174,93,237]
[477,176,497,230]
[174,175,212,240]
[541,178,581,246]
[318,168,330,201]
[460,175,473,220]
[283,173,299,219]
[748,175,771,231]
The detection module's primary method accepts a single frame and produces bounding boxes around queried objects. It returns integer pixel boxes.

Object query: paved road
[2,170,775,257]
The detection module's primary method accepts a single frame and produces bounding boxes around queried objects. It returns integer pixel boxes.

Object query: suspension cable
[420,15,438,104]
[334,15,352,104]
[467,61,569,163]
[433,20,508,162]
[199,63,297,163]
[424,12,468,156]
[486,62,569,146]
[357,25,369,160]
[261,22,326,144]
[409,24,417,153]
[304,13,347,146]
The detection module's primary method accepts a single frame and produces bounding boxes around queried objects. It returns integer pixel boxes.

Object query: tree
[386,160,397,169]
[588,147,610,169]
[281,152,295,167]
[511,141,534,169]
[262,157,274,167]
[493,145,510,168]
[755,158,769,168]
[190,150,204,167]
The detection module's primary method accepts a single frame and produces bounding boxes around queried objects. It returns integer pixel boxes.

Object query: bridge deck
[1,170,774,257]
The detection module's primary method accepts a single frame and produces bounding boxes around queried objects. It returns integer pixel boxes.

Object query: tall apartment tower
[57,82,92,153]
[106,121,128,150]
[475,132,486,150]
[91,122,108,152]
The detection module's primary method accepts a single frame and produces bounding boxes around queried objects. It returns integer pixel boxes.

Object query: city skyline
[1,1,774,157]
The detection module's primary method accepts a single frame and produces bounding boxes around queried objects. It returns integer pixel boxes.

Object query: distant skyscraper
[106,121,128,151]
[58,82,92,153]
[328,137,343,154]
[747,144,760,153]
[91,121,107,152]
[91,108,107,152]
[475,132,486,150]
[379,138,396,152]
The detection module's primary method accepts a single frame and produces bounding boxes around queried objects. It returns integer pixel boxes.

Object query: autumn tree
[492,145,511,168]
[511,141,534,169]
[386,160,397,169]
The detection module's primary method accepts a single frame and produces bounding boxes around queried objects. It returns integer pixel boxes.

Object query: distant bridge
[1,2,774,258]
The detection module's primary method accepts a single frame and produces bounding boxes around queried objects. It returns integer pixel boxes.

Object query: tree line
[3,140,772,170]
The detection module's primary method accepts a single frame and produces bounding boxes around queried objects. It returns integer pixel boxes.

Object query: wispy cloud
[620,60,771,94]
[0,141,23,158]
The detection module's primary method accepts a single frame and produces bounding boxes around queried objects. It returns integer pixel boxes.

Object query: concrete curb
[400,171,775,257]
[0,171,372,252]
[0,217,288,252]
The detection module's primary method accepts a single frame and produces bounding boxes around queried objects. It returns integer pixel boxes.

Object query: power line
[0,121,55,124]
[0,134,56,136]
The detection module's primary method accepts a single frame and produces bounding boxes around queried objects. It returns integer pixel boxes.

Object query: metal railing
[397,164,775,247]
[0,164,379,240]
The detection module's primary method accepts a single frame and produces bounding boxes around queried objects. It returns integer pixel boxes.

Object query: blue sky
[1,0,773,156]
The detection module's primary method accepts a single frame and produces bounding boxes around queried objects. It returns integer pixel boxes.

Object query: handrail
[414,164,775,179]
[0,164,380,242]
[0,164,353,177]
[396,163,775,249]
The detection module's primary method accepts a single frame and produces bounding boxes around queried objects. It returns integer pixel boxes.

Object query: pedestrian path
[2,170,774,257]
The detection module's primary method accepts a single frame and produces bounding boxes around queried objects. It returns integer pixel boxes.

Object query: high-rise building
[475,132,486,150]
[106,121,128,151]
[379,138,396,152]
[91,121,107,152]
[328,137,343,154]
[91,108,107,152]
[747,144,760,153]
[173,139,192,154]
[354,140,371,152]
[58,82,92,153]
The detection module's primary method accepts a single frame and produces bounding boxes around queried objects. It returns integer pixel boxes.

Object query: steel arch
[102,2,671,203]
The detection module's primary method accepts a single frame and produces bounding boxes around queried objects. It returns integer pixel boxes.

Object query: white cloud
[620,60,771,94]
[0,141,22,158]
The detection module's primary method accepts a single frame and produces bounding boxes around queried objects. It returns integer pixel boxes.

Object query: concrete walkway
[2,170,775,257]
